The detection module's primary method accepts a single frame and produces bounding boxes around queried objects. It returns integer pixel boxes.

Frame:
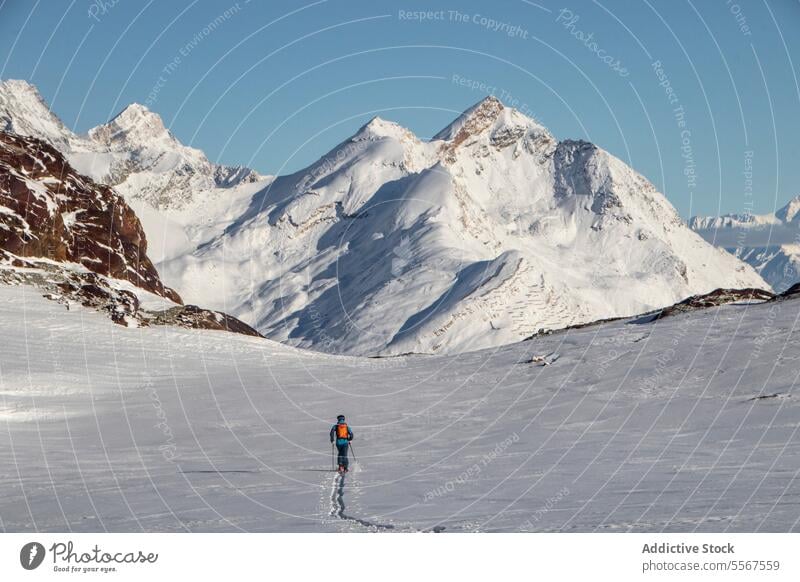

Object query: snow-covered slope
[1,281,797,532]
[160,96,767,355]
[690,195,800,292]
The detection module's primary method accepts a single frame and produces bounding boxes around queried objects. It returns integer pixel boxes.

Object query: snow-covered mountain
[157,96,767,355]
[1,81,769,354]
[690,195,800,292]
[0,79,264,212]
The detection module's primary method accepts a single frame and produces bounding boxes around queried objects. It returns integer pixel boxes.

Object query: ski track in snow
[326,467,445,532]
[328,468,396,531]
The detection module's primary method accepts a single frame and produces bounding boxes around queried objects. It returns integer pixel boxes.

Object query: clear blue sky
[1,0,798,217]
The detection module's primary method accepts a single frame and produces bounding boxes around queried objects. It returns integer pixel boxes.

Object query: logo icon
[20,542,45,570]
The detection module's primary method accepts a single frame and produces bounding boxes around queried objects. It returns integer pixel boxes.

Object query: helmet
[337,415,345,422]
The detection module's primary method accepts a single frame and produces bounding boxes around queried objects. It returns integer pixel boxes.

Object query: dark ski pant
[336,443,349,469]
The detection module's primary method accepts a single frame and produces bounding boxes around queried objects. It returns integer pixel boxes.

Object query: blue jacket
[330,423,353,446]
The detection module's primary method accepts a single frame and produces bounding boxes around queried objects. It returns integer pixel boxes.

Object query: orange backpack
[336,423,349,439]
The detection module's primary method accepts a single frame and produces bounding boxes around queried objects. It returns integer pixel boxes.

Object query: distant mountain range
[690,196,800,293]
[0,79,769,355]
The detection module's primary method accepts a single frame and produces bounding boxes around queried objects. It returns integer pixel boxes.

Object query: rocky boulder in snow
[0,257,262,335]
[146,304,262,337]
[645,287,774,321]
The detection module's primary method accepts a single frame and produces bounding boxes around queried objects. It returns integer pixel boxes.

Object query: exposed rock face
[0,79,74,151]
[147,304,262,336]
[776,282,800,300]
[0,130,181,302]
[0,130,262,337]
[649,288,775,320]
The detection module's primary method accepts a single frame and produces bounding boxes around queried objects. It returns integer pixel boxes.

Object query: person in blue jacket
[330,414,353,472]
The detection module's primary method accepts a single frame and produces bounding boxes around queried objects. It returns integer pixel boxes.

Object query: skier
[330,415,353,473]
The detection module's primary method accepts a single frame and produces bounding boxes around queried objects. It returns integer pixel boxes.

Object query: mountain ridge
[0,79,265,211]
[154,95,767,355]
[0,79,770,355]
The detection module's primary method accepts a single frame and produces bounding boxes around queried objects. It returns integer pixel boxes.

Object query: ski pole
[331,443,335,471]
[348,442,357,462]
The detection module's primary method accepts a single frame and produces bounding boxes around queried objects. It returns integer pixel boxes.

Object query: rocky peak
[433,95,505,144]
[776,194,800,223]
[432,96,554,165]
[0,79,74,149]
[0,79,44,102]
[89,103,173,149]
